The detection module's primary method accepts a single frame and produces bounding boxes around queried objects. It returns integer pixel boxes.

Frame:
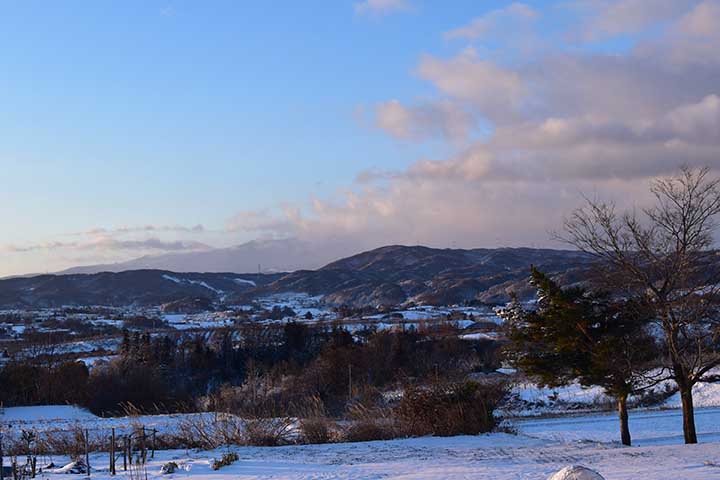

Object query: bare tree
[560,166,720,444]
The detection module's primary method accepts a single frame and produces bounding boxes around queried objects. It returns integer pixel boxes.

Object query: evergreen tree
[504,267,659,445]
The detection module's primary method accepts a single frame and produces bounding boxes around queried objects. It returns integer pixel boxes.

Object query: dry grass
[342,402,397,443]
[244,417,295,446]
[395,380,507,437]
[174,413,245,449]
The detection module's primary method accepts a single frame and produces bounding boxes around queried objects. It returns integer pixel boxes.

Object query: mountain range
[0,245,595,309]
[57,239,352,275]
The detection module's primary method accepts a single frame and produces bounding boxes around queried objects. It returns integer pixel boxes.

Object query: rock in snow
[160,462,179,474]
[548,465,605,480]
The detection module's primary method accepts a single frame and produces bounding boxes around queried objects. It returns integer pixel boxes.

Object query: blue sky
[0,1,468,231]
[1,0,718,275]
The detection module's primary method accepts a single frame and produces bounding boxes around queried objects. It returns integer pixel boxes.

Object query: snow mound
[55,460,88,474]
[0,405,97,422]
[548,465,605,480]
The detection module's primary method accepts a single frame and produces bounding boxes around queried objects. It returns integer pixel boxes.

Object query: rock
[548,465,605,480]
[160,462,179,474]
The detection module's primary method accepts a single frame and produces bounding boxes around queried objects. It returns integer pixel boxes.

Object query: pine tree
[504,267,659,446]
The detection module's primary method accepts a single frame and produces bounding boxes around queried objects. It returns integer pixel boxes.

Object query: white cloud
[354,0,411,16]
[445,3,538,40]
[4,237,210,254]
[417,48,527,123]
[662,0,720,66]
[79,224,206,236]
[576,0,699,41]
[675,0,720,37]
[374,99,473,141]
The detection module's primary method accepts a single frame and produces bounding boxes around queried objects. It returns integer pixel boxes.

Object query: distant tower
[258,263,261,274]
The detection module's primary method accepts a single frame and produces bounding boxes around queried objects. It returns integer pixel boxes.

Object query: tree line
[0,321,501,419]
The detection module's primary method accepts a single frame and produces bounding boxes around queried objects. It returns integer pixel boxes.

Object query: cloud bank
[233,0,720,252]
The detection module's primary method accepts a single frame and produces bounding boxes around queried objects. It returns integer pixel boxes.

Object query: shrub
[299,417,333,444]
[297,395,334,444]
[396,380,507,437]
[37,424,89,459]
[243,417,295,446]
[174,413,244,449]
[343,421,397,443]
[342,403,397,443]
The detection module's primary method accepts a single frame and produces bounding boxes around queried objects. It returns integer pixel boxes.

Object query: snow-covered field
[0,406,209,440]
[4,432,720,479]
[515,407,720,446]
[3,406,720,479]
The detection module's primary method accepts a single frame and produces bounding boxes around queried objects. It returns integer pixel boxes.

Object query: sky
[1,0,719,276]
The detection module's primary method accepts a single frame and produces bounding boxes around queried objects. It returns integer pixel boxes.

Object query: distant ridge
[56,238,354,275]
[0,245,595,309]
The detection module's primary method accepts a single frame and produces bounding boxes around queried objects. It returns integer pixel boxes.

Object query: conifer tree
[504,267,659,446]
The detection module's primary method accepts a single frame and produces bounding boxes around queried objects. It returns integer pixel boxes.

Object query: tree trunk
[617,394,631,446]
[680,386,698,444]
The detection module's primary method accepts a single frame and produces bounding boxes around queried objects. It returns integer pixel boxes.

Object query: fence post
[110,428,115,476]
[84,429,90,478]
[151,429,156,459]
[123,437,127,471]
[141,427,146,464]
[0,431,4,480]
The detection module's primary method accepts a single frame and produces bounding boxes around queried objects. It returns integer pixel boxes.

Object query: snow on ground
[6,433,720,479]
[3,407,720,478]
[77,355,115,368]
[515,407,720,446]
[256,293,334,320]
[161,275,224,295]
[459,332,500,340]
[89,318,124,328]
[507,374,720,416]
[363,305,499,325]
[664,381,720,409]
[0,405,97,422]
[162,312,235,330]
[162,274,182,284]
[507,382,612,416]
[14,337,121,359]
[0,406,221,442]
